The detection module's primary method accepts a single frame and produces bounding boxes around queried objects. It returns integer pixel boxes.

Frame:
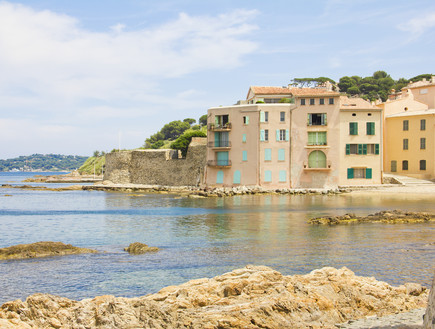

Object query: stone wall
[104,137,207,187]
[424,271,435,328]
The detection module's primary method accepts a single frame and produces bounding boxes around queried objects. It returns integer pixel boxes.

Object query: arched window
[308,150,327,168]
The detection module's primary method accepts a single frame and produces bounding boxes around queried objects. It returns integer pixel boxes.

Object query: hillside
[0,154,88,172]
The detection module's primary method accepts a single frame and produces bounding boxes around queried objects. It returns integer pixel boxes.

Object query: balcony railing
[208,122,232,131]
[207,141,231,148]
[303,160,332,170]
[207,160,232,167]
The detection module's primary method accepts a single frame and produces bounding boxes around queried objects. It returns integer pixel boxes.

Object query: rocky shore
[23,172,102,183]
[0,242,97,260]
[1,184,84,191]
[0,266,431,328]
[309,210,435,225]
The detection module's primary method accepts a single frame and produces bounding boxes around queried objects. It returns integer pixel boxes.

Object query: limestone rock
[124,242,159,254]
[424,271,435,329]
[0,242,97,260]
[0,266,428,328]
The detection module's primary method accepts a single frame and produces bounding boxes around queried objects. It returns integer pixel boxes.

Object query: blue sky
[1,0,434,159]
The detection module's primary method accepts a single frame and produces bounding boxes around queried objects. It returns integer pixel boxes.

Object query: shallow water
[0,172,434,305]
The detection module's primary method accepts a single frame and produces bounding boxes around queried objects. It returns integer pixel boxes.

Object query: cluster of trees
[144,115,207,150]
[338,71,432,102]
[0,154,88,172]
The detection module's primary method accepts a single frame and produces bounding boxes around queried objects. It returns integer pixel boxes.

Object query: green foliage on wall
[170,130,207,157]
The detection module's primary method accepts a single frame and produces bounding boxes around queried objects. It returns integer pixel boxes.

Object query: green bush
[170,130,206,157]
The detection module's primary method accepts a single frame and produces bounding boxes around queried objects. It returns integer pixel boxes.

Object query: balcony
[303,160,332,170]
[208,122,232,131]
[207,141,231,149]
[207,160,232,168]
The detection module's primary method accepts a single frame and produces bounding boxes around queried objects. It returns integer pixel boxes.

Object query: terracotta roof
[248,86,339,98]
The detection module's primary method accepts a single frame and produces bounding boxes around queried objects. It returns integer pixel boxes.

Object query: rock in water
[124,242,159,254]
[0,241,97,260]
[0,266,428,328]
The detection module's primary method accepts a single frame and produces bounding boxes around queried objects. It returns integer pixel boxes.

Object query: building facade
[206,85,382,189]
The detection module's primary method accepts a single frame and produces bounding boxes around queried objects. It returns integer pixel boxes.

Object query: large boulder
[124,242,159,254]
[424,271,435,328]
[0,266,428,328]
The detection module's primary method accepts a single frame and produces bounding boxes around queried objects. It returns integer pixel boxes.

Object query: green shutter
[366,122,375,135]
[233,170,241,184]
[260,130,264,142]
[285,129,289,141]
[346,144,350,155]
[242,151,247,161]
[375,144,379,155]
[358,144,363,155]
[347,168,354,179]
[214,132,220,147]
[276,129,280,141]
[216,170,224,184]
[323,113,327,125]
[246,116,249,125]
[260,111,265,123]
[215,116,219,126]
[307,114,311,126]
[363,144,367,155]
[366,168,372,179]
[350,122,358,135]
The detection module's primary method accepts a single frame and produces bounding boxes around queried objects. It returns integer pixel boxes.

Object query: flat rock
[0,266,428,328]
[0,241,97,260]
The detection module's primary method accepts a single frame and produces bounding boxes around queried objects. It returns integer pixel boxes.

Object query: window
[402,160,408,171]
[301,98,306,105]
[403,139,408,150]
[349,122,358,135]
[308,132,327,145]
[280,111,285,122]
[214,115,229,128]
[216,151,229,166]
[329,98,334,105]
[279,170,287,182]
[347,168,372,179]
[309,98,315,105]
[243,116,249,125]
[242,134,246,143]
[277,129,289,141]
[242,151,247,161]
[278,149,285,161]
[420,160,426,170]
[216,170,224,184]
[308,113,327,126]
[366,144,380,155]
[308,150,326,168]
[319,98,325,105]
[264,170,272,182]
[403,120,409,131]
[264,148,272,161]
[391,160,397,172]
[233,170,241,184]
[420,88,428,94]
[421,119,426,131]
[421,138,426,150]
[346,144,358,155]
[214,132,229,147]
[366,122,375,135]
[265,111,269,122]
[345,144,379,155]
[265,129,269,141]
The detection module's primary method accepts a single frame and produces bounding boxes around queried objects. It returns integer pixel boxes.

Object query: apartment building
[380,76,435,179]
[206,84,382,188]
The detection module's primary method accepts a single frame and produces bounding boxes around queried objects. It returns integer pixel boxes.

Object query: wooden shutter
[365,168,372,179]
[347,168,354,179]
[346,144,350,155]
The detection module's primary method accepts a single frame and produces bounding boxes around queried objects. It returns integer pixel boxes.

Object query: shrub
[170,130,206,157]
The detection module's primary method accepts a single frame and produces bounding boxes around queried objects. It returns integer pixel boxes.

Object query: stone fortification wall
[104,137,207,186]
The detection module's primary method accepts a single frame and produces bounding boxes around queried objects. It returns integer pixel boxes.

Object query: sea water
[0,172,434,305]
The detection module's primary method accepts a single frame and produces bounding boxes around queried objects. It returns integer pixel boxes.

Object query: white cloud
[0,2,259,158]
[398,12,435,38]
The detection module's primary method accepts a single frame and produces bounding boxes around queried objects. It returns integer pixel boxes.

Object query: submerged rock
[0,266,428,328]
[309,210,435,225]
[124,242,159,254]
[0,241,97,260]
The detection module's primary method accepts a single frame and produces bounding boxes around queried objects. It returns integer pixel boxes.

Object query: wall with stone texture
[104,138,207,187]
[424,271,434,329]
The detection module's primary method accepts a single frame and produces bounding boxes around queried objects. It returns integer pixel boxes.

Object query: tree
[347,86,360,95]
[170,130,206,157]
[161,120,191,140]
[93,150,100,157]
[409,74,432,82]
[373,70,389,79]
[338,76,356,93]
[199,114,208,126]
[183,118,196,125]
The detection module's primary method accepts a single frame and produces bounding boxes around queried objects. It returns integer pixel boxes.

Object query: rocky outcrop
[424,271,435,329]
[124,242,159,254]
[0,242,97,260]
[0,266,428,328]
[0,184,84,191]
[309,210,435,225]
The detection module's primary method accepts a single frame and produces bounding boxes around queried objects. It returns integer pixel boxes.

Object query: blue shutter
[214,133,219,147]
[246,116,249,125]
[260,130,265,142]
[260,111,265,123]
[279,170,286,182]
[265,148,272,161]
[242,151,247,161]
[285,129,289,141]
[276,129,280,141]
[278,149,285,161]
[265,170,272,182]
[242,134,247,143]
[233,170,241,184]
[216,171,224,184]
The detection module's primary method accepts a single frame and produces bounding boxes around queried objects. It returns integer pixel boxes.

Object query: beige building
[206,84,382,189]
[380,76,435,179]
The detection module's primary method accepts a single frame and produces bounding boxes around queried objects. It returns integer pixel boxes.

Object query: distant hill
[0,154,88,172]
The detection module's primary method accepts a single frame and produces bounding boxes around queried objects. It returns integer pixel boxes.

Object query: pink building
[205,84,382,189]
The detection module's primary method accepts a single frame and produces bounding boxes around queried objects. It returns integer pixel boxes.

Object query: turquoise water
[0,172,434,305]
